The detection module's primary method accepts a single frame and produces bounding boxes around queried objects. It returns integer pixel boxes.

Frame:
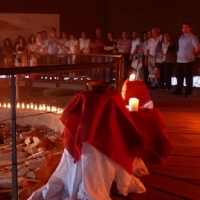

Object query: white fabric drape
[28,142,147,200]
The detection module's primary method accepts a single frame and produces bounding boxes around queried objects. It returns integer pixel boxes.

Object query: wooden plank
[110,185,183,200]
[165,156,200,167]
[170,146,200,157]
[125,186,184,200]
[149,166,200,179]
[140,173,200,199]
[167,134,200,140]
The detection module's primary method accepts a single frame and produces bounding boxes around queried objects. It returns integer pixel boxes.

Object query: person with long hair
[28,34,37,66]
[16,36,28,67]
[2,38,14,67]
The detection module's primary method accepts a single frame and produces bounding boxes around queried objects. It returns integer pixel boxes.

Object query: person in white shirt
[78,31,90,78]
[129,30,141,60]
[65,33,79,80]
[79,31,90,54]
[145,27,162,88]
[174,22,200,97]
[47,28,59,65]
[65,33,79,64]
[42,30,48,46]
[36,32,47,66]
[58,31,68,65]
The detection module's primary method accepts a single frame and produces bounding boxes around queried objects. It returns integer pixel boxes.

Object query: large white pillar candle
[129,74,135,81]
[129,98,139,112]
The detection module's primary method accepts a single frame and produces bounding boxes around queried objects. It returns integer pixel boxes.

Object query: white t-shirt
[147,35,162,56]
[130,38,141,54]
[47,36,59,54]
[36,40,47,54]
[66,40,79,54]
[79,38,90,53]
[58,39,68,57]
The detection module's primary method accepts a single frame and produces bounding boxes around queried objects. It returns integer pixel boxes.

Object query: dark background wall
[0,0,200,42]
[0,0,105,39]
[107,0,200,41]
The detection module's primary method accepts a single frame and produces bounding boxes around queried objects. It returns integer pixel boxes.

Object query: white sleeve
[191,35,199,48]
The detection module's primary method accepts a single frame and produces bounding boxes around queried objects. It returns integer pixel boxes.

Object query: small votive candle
[34,104,38,110]
[0,103,2,108]
[26,104,30,109]
[7,103,11,108]
[42,104,46,111]
[129,74,135,81]
[3,103,6,108]
[129,98,139,112]
[17,102,20,108]
[21,103,25,109]
[30,103,34,109]
[47,106,51,112]
[39,104,43,110]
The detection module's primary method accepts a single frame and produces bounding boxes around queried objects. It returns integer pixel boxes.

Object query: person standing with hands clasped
[154,32,177,92]
[173,22,200,97]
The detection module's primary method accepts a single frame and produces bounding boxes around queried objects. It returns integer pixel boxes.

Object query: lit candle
[17,102,20,109]
[26,104,30,109]
[30,103,34,109]
[39,104,43,110]
[0,103,1,107]
[34,104,38,110]
[3,103,6,108]
[129,74,135,81]
[47,106,51,112]
[129,98,139,112]
[57,108,62,114]
[42,104,46,111]
[7,103,11,108]
[21,103,25,109]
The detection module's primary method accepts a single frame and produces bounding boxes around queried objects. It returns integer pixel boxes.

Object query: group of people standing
[2,23,200,97]
[116,22,200,98]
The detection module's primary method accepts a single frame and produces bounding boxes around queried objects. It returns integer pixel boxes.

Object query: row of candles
[0,102,64,114]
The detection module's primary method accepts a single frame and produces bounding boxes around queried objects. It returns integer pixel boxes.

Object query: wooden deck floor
[111,89,200,200]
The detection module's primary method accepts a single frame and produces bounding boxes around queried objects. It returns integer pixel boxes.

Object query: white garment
[66,40,79,54]
[136,62,144,81]
[79,38,90,53]
[147,35,162,56]
[130,38,141,54]
[36,40,47,54]
[28,143,147,200]
[58,39,68,57]
[47,36,59,54]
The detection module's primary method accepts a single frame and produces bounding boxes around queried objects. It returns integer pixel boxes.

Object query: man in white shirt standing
[47,28,59,65]
[129,30,141,60]
[79,31,90,54]
[174,22,200,97]
[145,27,162,88]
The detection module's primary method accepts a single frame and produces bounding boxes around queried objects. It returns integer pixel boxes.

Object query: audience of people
[2,23,200,97]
